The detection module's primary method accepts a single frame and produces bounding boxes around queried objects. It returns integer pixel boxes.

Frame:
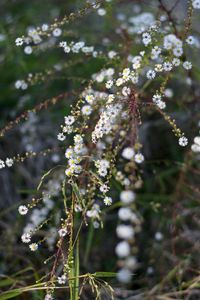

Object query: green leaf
[93,272,117,278]
[0,289,23,300]
[0,279,15,288]
[71,181,85,208]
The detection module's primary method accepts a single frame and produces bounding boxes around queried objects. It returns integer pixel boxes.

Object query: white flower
[65,148,73,159]
[192,0,200,9]
[105,80,113,89]
[115,241,130,257]
[6,158,14,167]
[21,233,31,243]
[74,134,83,144]
[100,184,109,193]
[57,133,66,141]
[156,100,166,109]
[122,86,131,97]
[122,68,130,77]
[142,32,151,46]
[124,256,137,269]
[64,46,71,53]
[164,88,173,98]
[24,46,32,55]
[45,294,53,300]
[146,70,156,79]
[97,8,106,16]
[58,274,67,284]
[65,116,75,125]
[155,232,163,241]
[0,159,5,169]
[58,228,68,237]
[116,225,134,239]
[104,196,112,206]
[29,243,38,251]
[15,37,23,46]
[172,58,181,66]
[85,94,95,104]
[120,190,135,204]
[173,47,183,57]
[108,50,117,59]
[186,35,195,45]
[18,205,28,215]
[183,61,192,70]
[163,62,173,71]
[152,94,162,103]
[42,24,49,31]
[135,153,144,163]
[118,207,133,221]
[191,136,200,152]
[53,28,62,37]
[122,147,135,160]
[116,78,124,86]
[178,136,188,147]
[81,105,92,115]
[117,268,132,283]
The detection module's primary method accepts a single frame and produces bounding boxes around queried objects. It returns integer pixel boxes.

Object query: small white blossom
[104,196,112,206]
[105,80,113,89]
[117,268,132,283]
[135,153,144,163]
[122,147,135,160]
[53,28,62,37]
[115,241,130,258]
[116,78,124,86]
[100,184,109,193]
[29,243,38,251]
[81,105,92,115]
[15,37,23,46]
[191,136,200,152]
[116,224,134,239]
[120,190,135,204]
[45,294,53,300]
[21,233,31,243]
[186,35,195,45]
[58,274,67,285]
[0,159,5,169]
[146,69,156,79]
[192,0,200,9]
[178,136,188,147]
[18,205,28,215]
[65,116,75,125]
[58,228,68,237]
[183,61,192,70]
[142,32,151,46]
[57,133,66,141]
[6,158,14,167]
[85,94,95,104]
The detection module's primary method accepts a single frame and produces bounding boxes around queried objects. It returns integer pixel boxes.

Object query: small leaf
[93,272,117,278]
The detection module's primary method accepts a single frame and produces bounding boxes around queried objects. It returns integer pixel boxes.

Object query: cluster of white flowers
[116,190,140,283]
[65,134,86,177]
[59,40,97,56]
[152,93,166,110]
[122,147,144,164]
[128,12,155,34]
[19,175,63,252]
[191,136,200,152]
[15,79,28,90]
[95,159,110,177]
[92,103,122,143]
[0,158,14,169]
